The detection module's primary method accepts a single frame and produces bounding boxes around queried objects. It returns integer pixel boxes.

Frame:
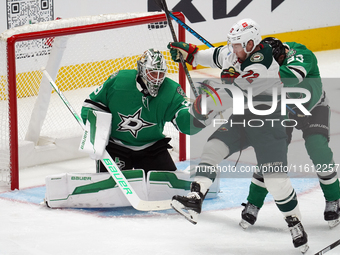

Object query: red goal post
[0,12,187,190]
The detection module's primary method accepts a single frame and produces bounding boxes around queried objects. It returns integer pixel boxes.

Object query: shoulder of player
[242,43,273,69]
[105,69,138,89]
[110,69,137,80]
[161,78,184,93]
[214,45,230,56]
[214,45,233,66]
[284,42,313,58]
[159,78,186,101]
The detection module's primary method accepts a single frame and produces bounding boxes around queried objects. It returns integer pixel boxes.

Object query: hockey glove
[189,94,216,127]
[221,66,240,84]
[288,107,310,130]
[198,79,221,95]
[167,42,198,65]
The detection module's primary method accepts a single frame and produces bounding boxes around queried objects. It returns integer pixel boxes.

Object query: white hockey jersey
[193,43,283,114]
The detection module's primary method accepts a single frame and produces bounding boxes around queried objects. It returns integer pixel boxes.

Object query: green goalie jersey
[280,42,323,111]
[81,69,202,148]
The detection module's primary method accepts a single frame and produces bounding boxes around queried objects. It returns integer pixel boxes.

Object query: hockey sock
[320,180,340,201]
[247,182,268,208]
[264,172,300,219]
[305,134,340,201]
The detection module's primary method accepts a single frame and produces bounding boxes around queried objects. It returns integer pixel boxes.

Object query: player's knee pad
[200,139,230,166]
[264,172,301,218]
[264,172,293,201]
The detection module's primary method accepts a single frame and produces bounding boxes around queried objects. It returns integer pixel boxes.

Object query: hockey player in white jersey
[168,19,309,253]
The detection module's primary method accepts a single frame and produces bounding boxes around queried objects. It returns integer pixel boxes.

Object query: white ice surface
[1,49,340,255]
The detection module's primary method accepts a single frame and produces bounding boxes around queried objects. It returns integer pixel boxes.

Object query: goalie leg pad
[45,170,147,208]
[45,169,221,209]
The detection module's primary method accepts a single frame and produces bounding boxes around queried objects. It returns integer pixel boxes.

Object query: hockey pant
[196,112,301,217]
[96,138,177,174]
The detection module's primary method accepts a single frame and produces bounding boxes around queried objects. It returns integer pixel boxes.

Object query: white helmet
[227,18,261,55]
[137,49,167,97]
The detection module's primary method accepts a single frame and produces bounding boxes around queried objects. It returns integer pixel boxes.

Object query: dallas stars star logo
[116,107,155,138]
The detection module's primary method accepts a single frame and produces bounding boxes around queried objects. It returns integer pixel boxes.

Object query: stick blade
[135,199,172,211]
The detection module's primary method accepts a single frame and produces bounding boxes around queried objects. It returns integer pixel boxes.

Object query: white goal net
[0,12,187,190]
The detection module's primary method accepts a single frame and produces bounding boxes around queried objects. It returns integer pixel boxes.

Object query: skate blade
[328,219,340,228]
[299,244,309,254]
[40,198,50,208]
[171,200,198,225]
[239,219,251,229]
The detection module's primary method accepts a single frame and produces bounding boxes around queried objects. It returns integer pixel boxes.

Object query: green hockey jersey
[280,42,323,111]
[81,69,202,148]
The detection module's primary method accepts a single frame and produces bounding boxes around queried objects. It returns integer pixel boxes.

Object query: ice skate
[324,199,340,228]
[171,182,205,224]
[285,216,309,254]
[239,202,260,229]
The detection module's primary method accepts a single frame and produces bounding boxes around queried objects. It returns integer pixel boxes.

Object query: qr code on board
[7,0,54,29]
[7,0,54,59]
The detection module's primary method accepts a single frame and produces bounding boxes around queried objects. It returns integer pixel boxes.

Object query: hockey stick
[160,0,199,98]
[314,238,340,255]
[153,4,297,116]
[153,0,213,48]
[41,68,171,211]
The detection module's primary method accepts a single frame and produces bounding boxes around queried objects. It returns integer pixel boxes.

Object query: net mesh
[0,12,185,189]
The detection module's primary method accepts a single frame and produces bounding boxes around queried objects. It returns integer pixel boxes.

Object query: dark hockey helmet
[260,37,286,65]
[137,48,167,97]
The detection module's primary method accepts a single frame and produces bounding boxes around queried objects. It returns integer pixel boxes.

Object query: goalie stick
[314,238,340,255]
[42,68,171,211]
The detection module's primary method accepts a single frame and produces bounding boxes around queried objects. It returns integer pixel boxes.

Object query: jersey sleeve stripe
[82,98,110,113]
[171,107,189,132]
[213,46,223,69]
[287,66,306,83]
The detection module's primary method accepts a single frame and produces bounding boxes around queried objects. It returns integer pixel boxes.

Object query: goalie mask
[227,18,261,56]
[137,49,167,97]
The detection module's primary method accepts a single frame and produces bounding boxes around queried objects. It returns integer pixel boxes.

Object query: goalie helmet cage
[0,12,187,190]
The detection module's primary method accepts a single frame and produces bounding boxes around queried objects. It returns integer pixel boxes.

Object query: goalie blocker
[79,109,112,160]
[45,169,220,208]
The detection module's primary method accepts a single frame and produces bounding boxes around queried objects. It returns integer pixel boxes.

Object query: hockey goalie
[44,49,220,209]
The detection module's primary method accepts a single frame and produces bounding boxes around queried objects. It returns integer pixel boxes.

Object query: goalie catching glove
[167,42,198,65]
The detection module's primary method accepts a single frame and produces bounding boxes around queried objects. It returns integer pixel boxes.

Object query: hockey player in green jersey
[81,49,208,174]
[168,19,308,253]
[241,38,340,229]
